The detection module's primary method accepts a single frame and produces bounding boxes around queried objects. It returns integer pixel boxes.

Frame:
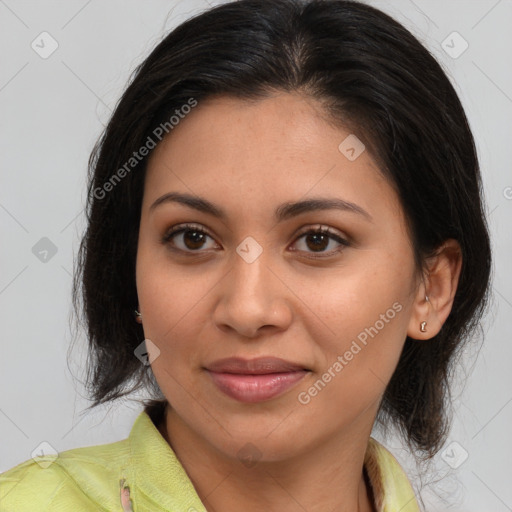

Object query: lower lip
[207,370,308,403]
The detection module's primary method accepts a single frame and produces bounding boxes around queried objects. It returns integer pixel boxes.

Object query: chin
[204,413,317,463]
[217,434,309,466]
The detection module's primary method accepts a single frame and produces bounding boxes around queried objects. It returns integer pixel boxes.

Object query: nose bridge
[229,244,273,304]
[213,241,292,336]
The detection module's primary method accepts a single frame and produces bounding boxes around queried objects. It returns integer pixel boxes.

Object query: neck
[158,405,378,512]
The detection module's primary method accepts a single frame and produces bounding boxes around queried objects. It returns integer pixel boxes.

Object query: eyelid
[293,223,348,240]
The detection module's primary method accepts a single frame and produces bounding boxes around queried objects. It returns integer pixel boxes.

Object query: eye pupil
[306,233,329,252]
[184,230,206,250]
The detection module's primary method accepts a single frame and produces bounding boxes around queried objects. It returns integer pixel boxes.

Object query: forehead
[143,92,400,226]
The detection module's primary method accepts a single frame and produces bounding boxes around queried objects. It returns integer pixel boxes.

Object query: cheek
[298,309,409,426]
[138,267,208,402]
[296,254,413,402]
[303,255,412,345]
[136,241,213,341]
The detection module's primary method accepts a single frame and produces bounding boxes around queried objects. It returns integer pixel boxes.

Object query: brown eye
[181,229,208,250]
[304,232,330,252]
[292,227,349,256]
[162,224,218,252]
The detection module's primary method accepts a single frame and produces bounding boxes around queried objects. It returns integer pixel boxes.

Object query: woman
[0,0,491,511]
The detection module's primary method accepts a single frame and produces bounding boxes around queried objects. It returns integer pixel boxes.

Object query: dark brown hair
[72,0,491,458]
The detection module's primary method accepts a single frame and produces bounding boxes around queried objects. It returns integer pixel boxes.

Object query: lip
[206,356,308,374]
[205,357,310,403]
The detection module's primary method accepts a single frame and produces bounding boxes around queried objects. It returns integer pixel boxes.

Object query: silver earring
[134,310,142,323]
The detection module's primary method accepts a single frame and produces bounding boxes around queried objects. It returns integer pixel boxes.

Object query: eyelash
[161,223,350,258]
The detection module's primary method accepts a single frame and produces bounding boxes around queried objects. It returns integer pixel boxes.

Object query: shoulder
[0,436,131,511]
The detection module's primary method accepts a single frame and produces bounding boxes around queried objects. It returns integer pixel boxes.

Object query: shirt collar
[128,405,206,511]
[364,438,420,512]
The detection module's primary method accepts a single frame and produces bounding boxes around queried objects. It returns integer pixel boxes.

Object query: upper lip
[205,357,309,374]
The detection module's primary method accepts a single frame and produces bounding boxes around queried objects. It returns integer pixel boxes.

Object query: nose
[212,249,293,339]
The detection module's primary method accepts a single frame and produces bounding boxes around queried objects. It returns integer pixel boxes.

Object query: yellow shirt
[0,407,420,512]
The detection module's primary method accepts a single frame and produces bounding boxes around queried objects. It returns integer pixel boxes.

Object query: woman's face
[136,92,421,461]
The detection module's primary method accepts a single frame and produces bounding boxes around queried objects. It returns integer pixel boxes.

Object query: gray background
[1,1,511,510]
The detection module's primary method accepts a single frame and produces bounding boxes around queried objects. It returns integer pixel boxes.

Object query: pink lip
[205,357,309,403]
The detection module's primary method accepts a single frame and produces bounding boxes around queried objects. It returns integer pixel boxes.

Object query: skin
[135,92,462,512]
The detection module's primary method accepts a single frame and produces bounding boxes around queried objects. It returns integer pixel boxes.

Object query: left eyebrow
[149,192,373,223]
[275,197,373,223]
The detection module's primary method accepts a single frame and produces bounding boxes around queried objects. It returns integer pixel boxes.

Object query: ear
[135,303,143,324]
[407,239,462,340]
